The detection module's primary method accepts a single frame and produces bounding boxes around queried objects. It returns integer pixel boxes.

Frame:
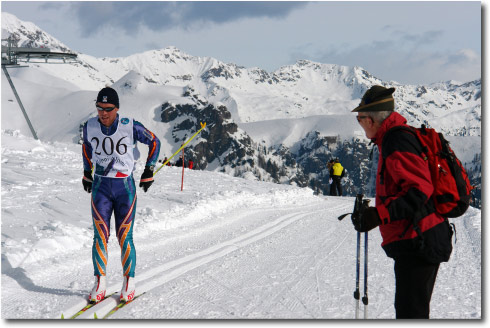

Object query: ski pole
[353,194,363,319]
[360,198,371,319]
[153,122,206,176]
[181,148,185,191]
[338,194,366,319]
[355,230,361,319]
[363,231,369,319]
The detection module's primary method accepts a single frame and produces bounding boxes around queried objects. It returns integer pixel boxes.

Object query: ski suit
[373,112,452,318]
[82,115,160,277]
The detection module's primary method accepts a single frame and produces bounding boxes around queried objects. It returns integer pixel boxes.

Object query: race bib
[87,117,135,177]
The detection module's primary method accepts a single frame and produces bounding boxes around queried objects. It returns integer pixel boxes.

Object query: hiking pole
[354,229,361,319]
[153,122,206,176]
[352,194,364,319]
[360,198,371,319]
[363,231,369,319]
[339,194,364,319]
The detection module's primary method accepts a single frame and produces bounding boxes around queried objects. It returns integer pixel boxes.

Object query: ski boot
[89,275,107,303]
[120,276,135,302]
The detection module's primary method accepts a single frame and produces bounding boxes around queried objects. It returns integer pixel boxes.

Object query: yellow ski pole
[153,122,206,176]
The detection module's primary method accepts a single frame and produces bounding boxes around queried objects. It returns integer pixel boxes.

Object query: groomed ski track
[60,197,480,320]
[1,132,481,319]
[65,206,342,319]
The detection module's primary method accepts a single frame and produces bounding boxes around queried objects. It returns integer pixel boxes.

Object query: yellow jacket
[332,162,344,176]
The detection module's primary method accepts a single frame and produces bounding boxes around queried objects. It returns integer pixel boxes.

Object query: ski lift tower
[1,36,78,140]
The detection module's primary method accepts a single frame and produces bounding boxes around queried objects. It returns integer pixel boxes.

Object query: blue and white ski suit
[82,115,160,277]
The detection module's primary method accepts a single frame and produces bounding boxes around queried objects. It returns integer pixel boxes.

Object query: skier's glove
[354,206,381,232]
[82,170,93,193]
[139,166,154,192]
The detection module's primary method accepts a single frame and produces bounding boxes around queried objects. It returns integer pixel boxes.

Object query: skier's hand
[354,206,381,232]
[82,170,93,193]
[139,166,154,192]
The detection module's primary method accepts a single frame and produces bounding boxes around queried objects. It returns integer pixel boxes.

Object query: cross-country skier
[81,87,160,303]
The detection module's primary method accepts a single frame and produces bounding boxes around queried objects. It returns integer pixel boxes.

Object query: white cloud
[2,1,481,85]
[293,30,481,84]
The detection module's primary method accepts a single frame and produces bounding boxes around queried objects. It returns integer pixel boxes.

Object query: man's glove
[139,166,154,192]
[353,206,381,232]
[82,170,93,193]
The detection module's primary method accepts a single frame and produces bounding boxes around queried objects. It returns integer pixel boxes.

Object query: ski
[101,293,145,319]
[66,293,116,319]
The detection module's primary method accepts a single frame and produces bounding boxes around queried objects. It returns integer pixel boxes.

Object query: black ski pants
[330,176,342,196]
[394,256,440,319]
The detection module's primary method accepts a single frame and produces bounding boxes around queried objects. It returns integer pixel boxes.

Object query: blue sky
[1,1,482,84]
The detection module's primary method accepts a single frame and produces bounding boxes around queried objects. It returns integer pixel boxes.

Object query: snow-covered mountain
[1,12,72,53]
[1,12,481,203]
[0,12,482,320]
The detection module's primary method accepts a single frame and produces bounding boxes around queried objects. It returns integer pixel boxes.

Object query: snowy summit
[1,12,481,319]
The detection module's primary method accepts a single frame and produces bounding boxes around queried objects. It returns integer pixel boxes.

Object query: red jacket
[373,112,452,263]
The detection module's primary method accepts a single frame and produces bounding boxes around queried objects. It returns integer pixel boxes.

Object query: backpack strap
[382,125,428,157]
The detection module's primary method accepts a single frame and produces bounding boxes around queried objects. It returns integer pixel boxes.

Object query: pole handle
[338,212,352,221]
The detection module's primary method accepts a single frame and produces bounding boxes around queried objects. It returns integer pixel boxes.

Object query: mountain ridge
[1,12,481,205]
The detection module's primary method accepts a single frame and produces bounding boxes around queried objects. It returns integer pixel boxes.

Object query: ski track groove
[236,208,344,318]
[200,271,255,317]
[1,196,356,319]
[62,206,323,319]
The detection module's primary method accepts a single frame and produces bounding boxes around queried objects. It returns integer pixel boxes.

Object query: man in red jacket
[352,85,453,319]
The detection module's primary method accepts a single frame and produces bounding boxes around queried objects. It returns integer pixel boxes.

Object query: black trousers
[330,176,342,196]
[394,257,440,319]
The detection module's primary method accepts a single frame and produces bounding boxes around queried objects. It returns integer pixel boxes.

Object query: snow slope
[241,115,367,148]
[1,12,482,320]
[1,130,481,319]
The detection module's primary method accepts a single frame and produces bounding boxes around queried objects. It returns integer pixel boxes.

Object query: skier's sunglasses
[356,115,369,123]
[96,104,117,112]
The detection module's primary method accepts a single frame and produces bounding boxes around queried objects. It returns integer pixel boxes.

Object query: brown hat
[352,85,396,112]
